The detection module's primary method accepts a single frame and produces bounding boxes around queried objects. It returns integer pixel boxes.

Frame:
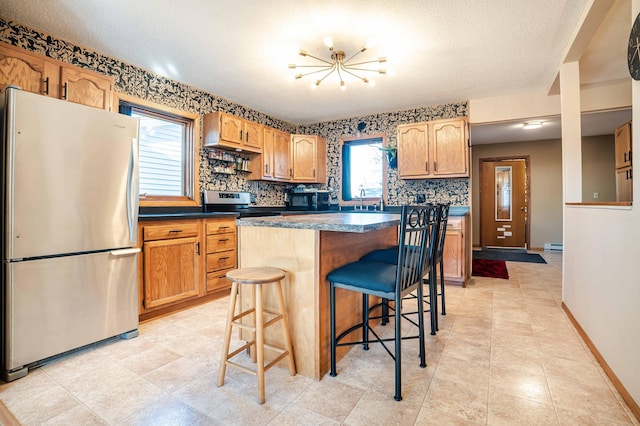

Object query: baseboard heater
[544,243,563,252]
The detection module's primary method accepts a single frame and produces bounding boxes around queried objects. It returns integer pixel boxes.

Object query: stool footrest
[232,308,255,322]
[264,351,290,372]
[263,314,284,329]
[226,340,255,360]
[225,360,258,376]
[231,321,256,332]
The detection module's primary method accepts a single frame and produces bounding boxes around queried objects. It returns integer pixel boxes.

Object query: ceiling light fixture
[523,121,543,129]
[288,37,387,91]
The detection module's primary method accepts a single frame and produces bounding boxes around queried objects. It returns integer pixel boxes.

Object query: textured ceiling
[1,0,619,125]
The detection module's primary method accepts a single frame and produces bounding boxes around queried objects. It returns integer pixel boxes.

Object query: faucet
[359,188,366,211]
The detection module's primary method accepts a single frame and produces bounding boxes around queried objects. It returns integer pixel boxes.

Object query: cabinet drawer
[207,268,234,292]
[446,218,462,231]
[206,233,236,253]
[143,223,199,241]
[206,220,236,235]
[207,251,237,272]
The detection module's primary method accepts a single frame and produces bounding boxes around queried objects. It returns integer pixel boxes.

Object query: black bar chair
[327,204,439,401]
[359,203,450,334]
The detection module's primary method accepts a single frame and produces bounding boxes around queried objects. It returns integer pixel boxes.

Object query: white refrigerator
[1,87,140,381]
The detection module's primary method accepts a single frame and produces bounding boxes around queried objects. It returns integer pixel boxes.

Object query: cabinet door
[616,167,633,202]
[430,119,468,177]
[291,135,317,182]
[258,127,275,179]
[273,130,291,180]
[60,65,113,110]
[143,236,199,309]
[615,122,632,169]
[219,114,243,145]
[442,223,463,281]
[243,121,263,151]
[398,124,429,178]
[0,44,53,96]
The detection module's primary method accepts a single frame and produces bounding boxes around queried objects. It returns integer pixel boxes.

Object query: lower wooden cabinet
[205,218,236,293]
[138,217,236,320]
[442,214,470,286]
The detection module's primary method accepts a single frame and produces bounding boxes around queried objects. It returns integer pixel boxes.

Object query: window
[115,93,199,206]
[341,136,384,202]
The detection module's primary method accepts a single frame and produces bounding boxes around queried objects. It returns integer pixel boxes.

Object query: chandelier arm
[301,53,334,65]
[343,66,385,73]
[341,68,368,82]
[343,47,366,64]
[294,64,337,68]
[345,59,385,67]
[316,65,338,85]
[296,67,335,78]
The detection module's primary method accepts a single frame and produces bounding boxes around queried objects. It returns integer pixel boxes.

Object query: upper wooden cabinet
[203,111,262,153]
[614,121,632,202]
[290,134,327,183]
[0,43,114,111]
[397,118,469,179]
[60,65,113,110]
[250,127,290,181]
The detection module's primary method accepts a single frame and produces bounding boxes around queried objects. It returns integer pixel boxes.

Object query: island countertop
[235,212,401,233]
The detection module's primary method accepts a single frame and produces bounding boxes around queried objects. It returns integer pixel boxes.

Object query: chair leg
[362,293,369,351]
[394,296,402,402]
[428,273,437,336]
[416,283,426,369]
[330,282,337,377]
[440,260,446,315]
[218,281,238,387]
[381,298,389,325]
[255,284,266,404]
[275,280,296,376]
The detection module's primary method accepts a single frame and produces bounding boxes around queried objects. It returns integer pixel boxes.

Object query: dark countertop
[137,205,469,221]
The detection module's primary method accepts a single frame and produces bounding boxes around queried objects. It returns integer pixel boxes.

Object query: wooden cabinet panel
[203,112,262,153]
[0,43,113,111]
[273,130,291,180]
[143,236,199,309]
[207,268,234,292]
[60,65,113,110]
[0,44,52,95]
[205,219,235,235]
[398,118,469,179]
[207,251,237,272]
[440,215,469,286]
[260,127,275,179]
[398,124,429,178]
[614,122,632,202]
[143,222,199,241]
[615,122,632,169]
[290,134,326,183]
[431,119,468,177]
[206,233,236,253]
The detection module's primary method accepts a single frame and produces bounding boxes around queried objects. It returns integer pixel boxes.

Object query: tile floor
[1,252,638,425]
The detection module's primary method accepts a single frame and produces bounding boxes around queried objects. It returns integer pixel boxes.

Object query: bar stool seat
[217,267,296,404]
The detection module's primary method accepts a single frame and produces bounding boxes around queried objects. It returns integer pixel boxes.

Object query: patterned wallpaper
[0,17,469,207]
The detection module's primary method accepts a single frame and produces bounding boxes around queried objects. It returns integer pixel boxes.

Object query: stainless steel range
[202,191,280,217]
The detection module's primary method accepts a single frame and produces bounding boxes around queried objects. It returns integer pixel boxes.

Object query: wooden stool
[217,267,296,404]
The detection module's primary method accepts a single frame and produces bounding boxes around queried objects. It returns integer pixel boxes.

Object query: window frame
[339,133,388,207]
[114,93,200,207]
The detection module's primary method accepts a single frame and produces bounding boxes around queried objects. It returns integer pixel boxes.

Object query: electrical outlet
[593,192,599,199]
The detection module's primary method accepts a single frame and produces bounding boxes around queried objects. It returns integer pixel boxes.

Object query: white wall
[562,0,640,408]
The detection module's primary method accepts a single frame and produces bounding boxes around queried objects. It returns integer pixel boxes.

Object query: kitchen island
[235,213,401,380]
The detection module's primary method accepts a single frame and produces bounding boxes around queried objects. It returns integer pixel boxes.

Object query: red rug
[472,258,509,279]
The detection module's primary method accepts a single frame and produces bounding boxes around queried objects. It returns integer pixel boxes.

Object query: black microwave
[287,191,330,211]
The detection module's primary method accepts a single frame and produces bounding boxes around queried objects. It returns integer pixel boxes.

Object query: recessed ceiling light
[523,121,543,129]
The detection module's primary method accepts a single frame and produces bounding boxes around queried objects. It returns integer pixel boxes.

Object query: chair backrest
[395,204,440,297]
[434,203,451,263]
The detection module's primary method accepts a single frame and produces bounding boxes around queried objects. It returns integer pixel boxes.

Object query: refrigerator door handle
[126,137,140,243]
[109,248,141,256]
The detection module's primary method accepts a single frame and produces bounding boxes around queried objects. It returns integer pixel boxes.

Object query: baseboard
[562,302,640,422]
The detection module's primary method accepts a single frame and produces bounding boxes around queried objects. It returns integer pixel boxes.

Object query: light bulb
[340,81,346,91]
[324,36,333,48]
